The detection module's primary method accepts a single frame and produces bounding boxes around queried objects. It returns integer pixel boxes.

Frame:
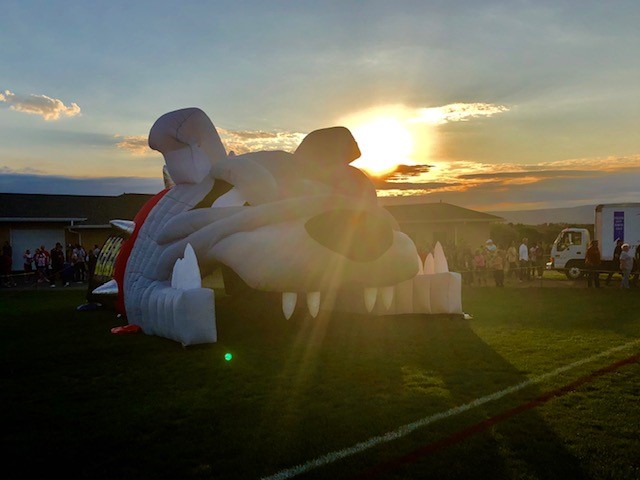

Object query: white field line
[261,338,640,480]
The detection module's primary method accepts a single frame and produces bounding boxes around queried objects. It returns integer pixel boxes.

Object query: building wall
[397,221,492,252]
[0,225,9,244]
[75,229,114,251]
[457,223,495,250]
[1,222,113,271]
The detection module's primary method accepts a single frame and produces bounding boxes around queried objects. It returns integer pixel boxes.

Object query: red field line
[355,352,640,480]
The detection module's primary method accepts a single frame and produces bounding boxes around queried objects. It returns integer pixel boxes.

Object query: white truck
[547,203,640,279]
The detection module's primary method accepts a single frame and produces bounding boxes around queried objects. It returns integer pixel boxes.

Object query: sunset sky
[1,0,639,212]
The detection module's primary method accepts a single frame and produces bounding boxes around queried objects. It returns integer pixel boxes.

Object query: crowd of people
[452,237,547,287]
[0,241,101,288]
[3,236,639,290]
[415,237,547,288]
[420,235,639,289]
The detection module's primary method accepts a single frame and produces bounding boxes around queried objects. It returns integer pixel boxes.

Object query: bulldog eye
[304,209,393,262]
[211,188,249,208]
[192,179,248,209]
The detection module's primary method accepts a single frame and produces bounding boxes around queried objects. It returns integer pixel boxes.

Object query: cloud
[160,103,508,171]
[368,164,457,193]
[113,127,306,157]
[109,127,306,158]
[114,135,153,156]
[0,172,163,196]
[218,127,306,155]
[369,154,640,210]
[377,169,640,211]
[0,90,81,121]
[410,102,509,125]
[457,170,595,180]
[110,127,306,157]
[378,164,432,180]
[0,165,44,175]
[4,153,640,213]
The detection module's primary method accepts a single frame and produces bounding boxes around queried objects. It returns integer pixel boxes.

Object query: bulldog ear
[149,108,227,184]
[294,126,361,166]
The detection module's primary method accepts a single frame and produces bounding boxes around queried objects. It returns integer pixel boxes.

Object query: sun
[343,112,414,176]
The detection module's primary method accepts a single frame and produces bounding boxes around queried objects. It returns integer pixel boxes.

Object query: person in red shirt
[584,240,601,288]
[34,246,50,284]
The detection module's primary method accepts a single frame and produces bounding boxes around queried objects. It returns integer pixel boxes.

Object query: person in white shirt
[619,243,633,289]
[485,239,497,254]
[518,238,530,281]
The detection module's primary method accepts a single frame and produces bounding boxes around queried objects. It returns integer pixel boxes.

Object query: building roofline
[68,224,112,229]
[0,217,88,223]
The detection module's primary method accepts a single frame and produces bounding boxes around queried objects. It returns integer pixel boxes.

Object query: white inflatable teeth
[417,253,424,275]
[92,278,119,295]
[434,241,449,273]
[110,219,136,236]
[306,291,320,318]
[364,287,378,313]
[424,253,435,274]
[381,286,394,310]
[282,292,297,320]
[171,243,202,290]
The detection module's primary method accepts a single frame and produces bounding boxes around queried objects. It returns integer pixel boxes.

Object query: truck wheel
[565,263,583,280]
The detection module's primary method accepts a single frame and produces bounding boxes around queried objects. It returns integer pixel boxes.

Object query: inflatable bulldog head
[97,108,462,345]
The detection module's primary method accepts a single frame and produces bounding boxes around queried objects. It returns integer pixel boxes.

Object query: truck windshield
[555,231,582,252]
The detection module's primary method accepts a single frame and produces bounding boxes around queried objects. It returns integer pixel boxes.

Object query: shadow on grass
[213,292,591,480]
[4,288,633,479]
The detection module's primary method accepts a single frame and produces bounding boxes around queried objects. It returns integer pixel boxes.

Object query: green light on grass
[224,352,233,362]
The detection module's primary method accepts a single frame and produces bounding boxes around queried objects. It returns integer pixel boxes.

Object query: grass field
[1,283,639,480]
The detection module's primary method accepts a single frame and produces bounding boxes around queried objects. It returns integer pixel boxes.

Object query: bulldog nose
[304,209,394,261]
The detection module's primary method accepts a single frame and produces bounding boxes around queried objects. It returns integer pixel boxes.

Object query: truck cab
[547,228,590,279]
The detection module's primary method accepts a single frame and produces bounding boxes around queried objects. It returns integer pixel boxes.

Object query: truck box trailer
[547,203,640,279]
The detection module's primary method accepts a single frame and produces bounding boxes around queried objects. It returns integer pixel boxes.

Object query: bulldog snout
[304,209,394,262]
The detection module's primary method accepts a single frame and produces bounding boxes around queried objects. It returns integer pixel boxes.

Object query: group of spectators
[6,235,639,290]
[457,237,546,287]
[584,238,638,289]
[439,235,640,289]
[0,241,101,288]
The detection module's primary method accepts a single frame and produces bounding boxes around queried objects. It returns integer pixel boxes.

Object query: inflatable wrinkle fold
[101,107,462,345]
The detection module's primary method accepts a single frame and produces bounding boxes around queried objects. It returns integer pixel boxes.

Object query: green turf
[1,285,639,480]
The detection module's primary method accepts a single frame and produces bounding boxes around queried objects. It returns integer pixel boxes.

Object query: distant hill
[488,205,595,225]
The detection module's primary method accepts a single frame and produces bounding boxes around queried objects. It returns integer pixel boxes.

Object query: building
[0,192,502,271]
[380,199,504,253]
[0,193,151,268]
